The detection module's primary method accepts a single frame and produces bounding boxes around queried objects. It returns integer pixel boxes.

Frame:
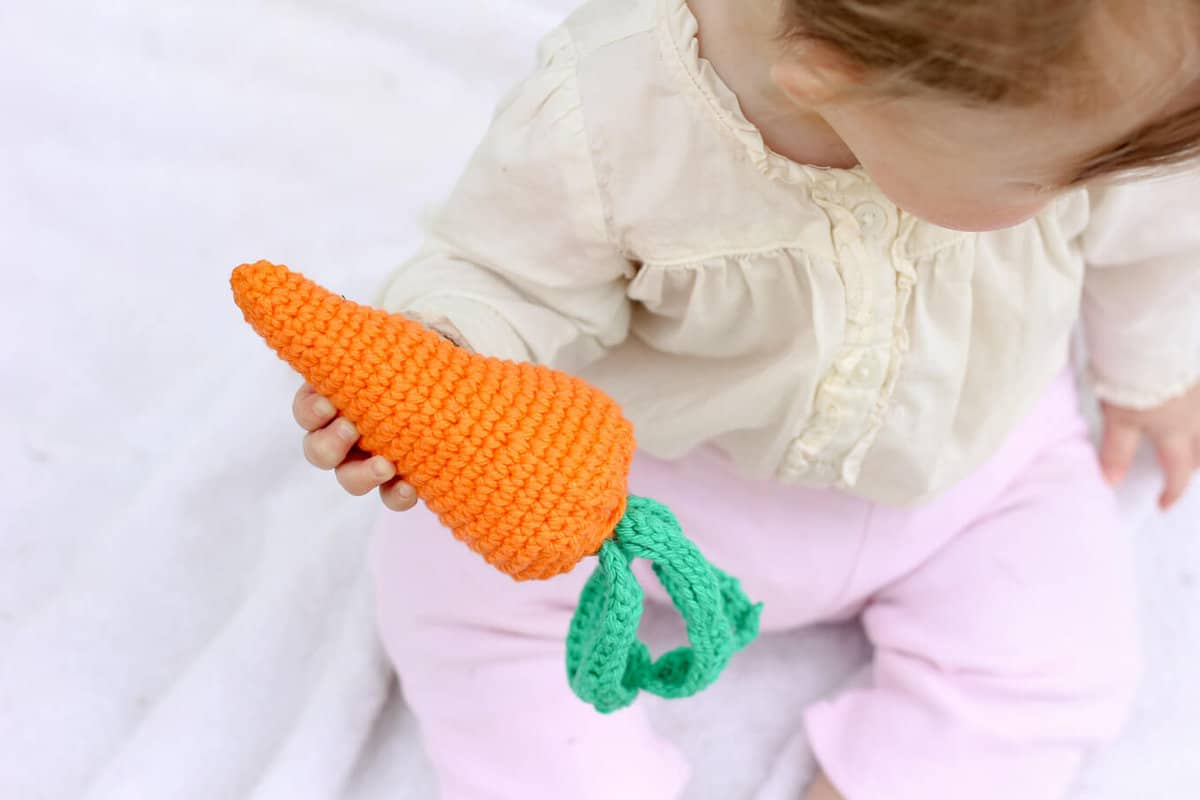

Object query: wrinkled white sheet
[1,1,1197,798]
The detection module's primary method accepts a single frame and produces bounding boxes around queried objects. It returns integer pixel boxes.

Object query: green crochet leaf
[566,495,762,713]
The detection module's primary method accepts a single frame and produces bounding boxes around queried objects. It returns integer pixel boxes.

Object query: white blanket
[1,1,1197,798]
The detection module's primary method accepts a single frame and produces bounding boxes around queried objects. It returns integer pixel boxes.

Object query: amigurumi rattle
[230,260,761,712]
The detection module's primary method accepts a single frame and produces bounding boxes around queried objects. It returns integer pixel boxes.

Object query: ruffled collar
[656,0,970,256]
[656,0,869,192]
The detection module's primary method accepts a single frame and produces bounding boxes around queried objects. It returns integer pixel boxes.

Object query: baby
[294,0,1200,797]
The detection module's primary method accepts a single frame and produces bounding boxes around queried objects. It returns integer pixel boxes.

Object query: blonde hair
[782,0,1200,182]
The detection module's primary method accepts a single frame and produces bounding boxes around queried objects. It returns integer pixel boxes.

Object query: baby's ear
[771,40,866,106]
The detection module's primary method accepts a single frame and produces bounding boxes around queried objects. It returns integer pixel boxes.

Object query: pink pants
[370,371,1141,800]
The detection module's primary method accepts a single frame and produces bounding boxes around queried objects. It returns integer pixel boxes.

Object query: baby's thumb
[1099,418,1141,486]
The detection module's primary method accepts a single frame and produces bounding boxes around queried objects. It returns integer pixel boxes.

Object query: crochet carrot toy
[231,260,760,712]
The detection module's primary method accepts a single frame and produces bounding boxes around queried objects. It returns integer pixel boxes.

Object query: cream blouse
[382,0,1200,505]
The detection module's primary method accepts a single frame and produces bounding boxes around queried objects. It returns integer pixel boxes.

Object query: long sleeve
[379,26,634,372]
[1080,169,1200,409]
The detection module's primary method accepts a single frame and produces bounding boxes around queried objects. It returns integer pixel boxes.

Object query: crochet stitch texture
[231,260,633,580]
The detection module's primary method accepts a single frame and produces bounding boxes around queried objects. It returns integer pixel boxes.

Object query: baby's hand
[292,383,419,512]
[1099,382,1200,510]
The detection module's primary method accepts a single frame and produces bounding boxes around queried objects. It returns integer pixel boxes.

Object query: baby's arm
[1081,168,1200,508]
[297,26,634,508]
[377,29,632,372]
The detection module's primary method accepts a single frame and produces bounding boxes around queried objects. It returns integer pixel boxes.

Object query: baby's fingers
[380,477,419,512]
[335,453,397,497]
[1099,419,1141,486]
[303,417,360,470]
[335,458,418,509]
[294,383,337,431]
[1156,435,1195,510]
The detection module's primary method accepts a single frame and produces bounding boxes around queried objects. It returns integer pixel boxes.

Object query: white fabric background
[1,1,1197,798]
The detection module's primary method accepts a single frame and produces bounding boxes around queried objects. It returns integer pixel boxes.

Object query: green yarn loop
[566,495,763,713]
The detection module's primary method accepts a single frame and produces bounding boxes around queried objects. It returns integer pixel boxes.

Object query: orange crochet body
[231,261,634,580]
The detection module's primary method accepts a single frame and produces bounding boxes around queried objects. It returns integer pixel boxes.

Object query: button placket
[781,191,905,489]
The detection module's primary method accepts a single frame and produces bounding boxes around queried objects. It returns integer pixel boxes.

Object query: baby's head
[773,0,1200,230]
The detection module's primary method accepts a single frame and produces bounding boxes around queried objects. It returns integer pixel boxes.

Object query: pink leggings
[370,371,1140,799]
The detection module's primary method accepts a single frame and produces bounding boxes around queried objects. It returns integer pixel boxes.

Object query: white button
[815,395,839,416]
[856,353,882,383]
[784,446,811,471]
[854,202,888,239]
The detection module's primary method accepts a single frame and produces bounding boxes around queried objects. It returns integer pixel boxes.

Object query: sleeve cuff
[1089,367,1200,410]
[398,294,533,364]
